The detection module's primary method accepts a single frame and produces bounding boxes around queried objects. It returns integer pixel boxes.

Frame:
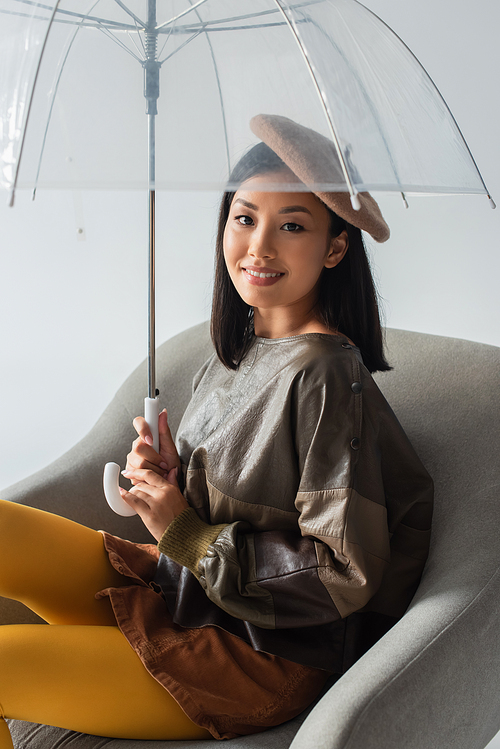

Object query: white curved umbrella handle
[103,397,160,516]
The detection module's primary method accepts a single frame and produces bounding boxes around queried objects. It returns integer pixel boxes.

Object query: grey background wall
[1,0,498,485]
[1,1,499,744]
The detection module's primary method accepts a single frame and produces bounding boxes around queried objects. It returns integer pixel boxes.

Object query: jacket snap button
[350,437,360,450]
[351,381,362,394]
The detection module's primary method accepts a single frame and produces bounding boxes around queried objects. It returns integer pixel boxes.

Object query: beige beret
[250,114,390,243]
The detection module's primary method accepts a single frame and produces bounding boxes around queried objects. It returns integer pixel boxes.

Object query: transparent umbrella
[0,0,494,514]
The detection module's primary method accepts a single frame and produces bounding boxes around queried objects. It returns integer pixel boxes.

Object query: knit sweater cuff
[157,508,228,579]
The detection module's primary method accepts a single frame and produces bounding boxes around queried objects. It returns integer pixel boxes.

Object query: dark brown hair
[210,143,391,374]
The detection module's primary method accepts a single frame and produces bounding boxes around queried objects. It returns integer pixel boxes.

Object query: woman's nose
[249,227,276,259]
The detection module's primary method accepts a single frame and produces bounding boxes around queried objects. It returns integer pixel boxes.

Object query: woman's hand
[126,409,181,485]
[119,466,188,542]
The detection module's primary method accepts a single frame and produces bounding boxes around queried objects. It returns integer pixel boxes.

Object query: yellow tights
[0,499,212,747]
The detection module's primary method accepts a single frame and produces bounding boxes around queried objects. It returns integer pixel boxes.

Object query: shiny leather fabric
[155,333,433,672]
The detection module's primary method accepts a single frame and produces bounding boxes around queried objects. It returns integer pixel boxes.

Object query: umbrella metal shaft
[146,0,158,401]
[148,112,156,400]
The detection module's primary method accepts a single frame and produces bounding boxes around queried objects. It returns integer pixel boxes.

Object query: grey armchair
[2,322,500,749]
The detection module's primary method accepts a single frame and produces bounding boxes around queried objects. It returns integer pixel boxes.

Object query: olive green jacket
[156,333,433,672]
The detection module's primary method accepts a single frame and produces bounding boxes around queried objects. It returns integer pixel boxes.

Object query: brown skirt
[96,533,331,740]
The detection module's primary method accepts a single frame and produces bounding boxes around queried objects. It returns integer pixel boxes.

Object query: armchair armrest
[292,491,500,749]
[0,322,213,625]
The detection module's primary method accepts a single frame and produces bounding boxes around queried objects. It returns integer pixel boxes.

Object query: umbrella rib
[3,0,321,33]
[128,22,147,59]
[0,7,134,31]
[156,17,175,60]
[330,6,407,193]
[156,32,170,60]
[155,0,211,31]
[186,0,232,177]
[96,22,144,62]
[111,0,145,29]
[299,7,405,195]
[271,0,359,206]
[155,20,308,36]
[158,30,204,64]
[181,21,289,32]
[5,0,137,30]
[8,0,62,206]
[32,0,104,197]
[350,0,494,202]
[156,1,322,32]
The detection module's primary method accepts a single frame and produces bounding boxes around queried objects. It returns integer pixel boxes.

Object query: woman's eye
[236,215,253,226]
[282,222,303,232]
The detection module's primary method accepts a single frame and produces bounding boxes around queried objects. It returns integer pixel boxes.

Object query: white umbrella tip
[488,195,496,209]
[350,193,361,211]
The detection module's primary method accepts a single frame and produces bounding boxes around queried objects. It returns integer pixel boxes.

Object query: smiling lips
[243,266,284,286]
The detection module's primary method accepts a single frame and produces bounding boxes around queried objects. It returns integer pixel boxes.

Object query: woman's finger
[121,467,170,487]
[158,410,181,468]
[126,443,167,474]
[165,466,179,487]
[118,487,151,512]
[127,432,171,472]
[132,416,154,447]
[119,473,188,542]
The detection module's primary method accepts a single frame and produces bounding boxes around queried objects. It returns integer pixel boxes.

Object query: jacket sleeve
[159,507,357,630]
[159,353,432,630]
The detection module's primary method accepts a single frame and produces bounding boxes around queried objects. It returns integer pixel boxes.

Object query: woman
[0,116,433,746]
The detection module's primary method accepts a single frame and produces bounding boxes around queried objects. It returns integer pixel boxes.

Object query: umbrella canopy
[0,0,493,204]
[0,0,494,514]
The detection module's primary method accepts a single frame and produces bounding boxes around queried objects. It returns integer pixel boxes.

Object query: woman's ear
[324,229,349,268]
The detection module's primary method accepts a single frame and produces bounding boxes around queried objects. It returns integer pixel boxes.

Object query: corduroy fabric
[4,323,500,749]
[98,533,330,740]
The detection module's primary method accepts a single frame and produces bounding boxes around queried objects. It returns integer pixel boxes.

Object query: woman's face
[223,171,347,322]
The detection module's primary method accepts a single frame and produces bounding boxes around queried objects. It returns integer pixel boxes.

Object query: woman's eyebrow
[234,198,258,210]
[278,205,312,216]
[233,198,313,216]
